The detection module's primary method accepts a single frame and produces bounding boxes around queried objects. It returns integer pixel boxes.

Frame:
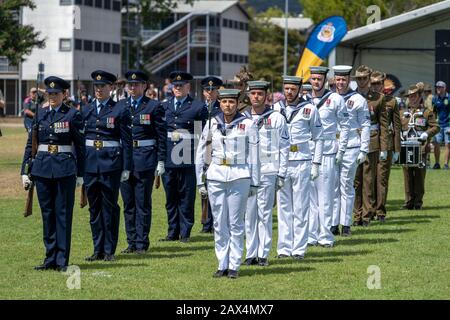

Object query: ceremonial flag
[295,16,348,80]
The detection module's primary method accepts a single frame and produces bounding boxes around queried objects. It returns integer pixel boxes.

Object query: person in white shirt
[195,89,260,279]
[277,76,323,260]
[331,66,370,236]
[308,66,350,248]
[242,81,289,267]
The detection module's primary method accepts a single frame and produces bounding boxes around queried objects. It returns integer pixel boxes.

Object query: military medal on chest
[54,121,70,133]
[106,117,115,129]
[140,114,151,125]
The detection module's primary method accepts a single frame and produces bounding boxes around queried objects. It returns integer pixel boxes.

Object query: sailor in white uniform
[277,75,323,260]
[243,81,289,267]
[331,66,370,236]
[195,89,260,279]
[308,66,350,248]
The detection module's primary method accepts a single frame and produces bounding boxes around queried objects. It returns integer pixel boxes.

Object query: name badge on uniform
[326,99,331,105]
[415,118,427,126]
[54,121,69,133]
[140,114,151,125]
[106,117,115,129]
[172,131,181,141]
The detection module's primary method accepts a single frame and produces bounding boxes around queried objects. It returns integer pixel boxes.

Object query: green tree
[248,7,306,89]
[0,0,45,65]
[299,0,442,29]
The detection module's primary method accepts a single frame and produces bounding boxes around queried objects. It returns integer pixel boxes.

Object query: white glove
[356,151,367,165]
[419,132,428,141]
[276,176,285,191]
[154,161,165,176]
[310,163,319,181]
[335,151,344,165]
[22,175,31,190]
[76,177,84,187]
[392,152,400,164]
[198,185,208,199]
[379,151,388,161]
[120,170,130,182]
[248,185,258,197]
[446,128,450,134]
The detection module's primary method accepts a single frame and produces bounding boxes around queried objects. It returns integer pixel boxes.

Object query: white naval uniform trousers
[277,101,323,257]
[308,91,350,246]
[332,91,371,227]
[244,108,289,260]
[195,114,259,271]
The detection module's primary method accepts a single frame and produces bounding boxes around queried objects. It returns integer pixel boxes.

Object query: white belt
[133,139,156,147]
[168,131,195,140]
[370,124,380,131]
[86,139,120,147]
[38,144,73,153]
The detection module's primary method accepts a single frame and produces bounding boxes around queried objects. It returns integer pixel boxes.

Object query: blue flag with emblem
[296,16,348,80]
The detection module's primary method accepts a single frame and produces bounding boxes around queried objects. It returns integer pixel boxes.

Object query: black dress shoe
[227,270,238,279]
[135,249,147,255]
[56,266,68,272]
[414,205,422,210]
[159,236,178,242]
[121,247,136,254]
[341,226,351,237]
[331,225,340,236]
[180,237,190,243]
[34,264,55,271]
[277,254,289,258]
[377,216,386,223]
[353,220,362,227]
[292,254,304,260]
[104,254,115,262]
[244,257,258,265]
[258,258,269,266]
[85,253,104,262]
[213,269,228,278]
[402,204,413,210]
[362,220,370,227]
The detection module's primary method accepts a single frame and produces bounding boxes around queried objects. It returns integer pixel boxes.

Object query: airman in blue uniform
[21,76,85,272]
[160,71,208,242]
[200,76,223,233]
[82,70,133,262]
[118,70,167,254]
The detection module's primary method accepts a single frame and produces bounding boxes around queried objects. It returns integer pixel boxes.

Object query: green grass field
[0,125,449,299]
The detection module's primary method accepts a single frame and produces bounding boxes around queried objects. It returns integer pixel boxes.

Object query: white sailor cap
[333,65,353,76]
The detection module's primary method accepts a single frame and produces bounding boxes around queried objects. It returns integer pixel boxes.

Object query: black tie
[50,109,56,121]
[175,101,181,111]
[132,100,138,110]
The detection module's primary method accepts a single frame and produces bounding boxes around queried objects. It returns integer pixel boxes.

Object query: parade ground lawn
[0,125,449,300]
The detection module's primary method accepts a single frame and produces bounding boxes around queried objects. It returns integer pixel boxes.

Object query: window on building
[239,22,244,30]
[95,41,102,52]
[244,56,248,63]
[223,19,228,28]
[244,23,249,31]
[239,55,244,63]
[104,0,111,9]
[95,0,102,8]
[75,0,82,5]
[103,42,111,53]
[60,0,73,5]
[112,0,121,11]
[84,40,93,51]
[112,43,120,54]
[197,52,206,61]
[59,39,72,51]
[75,39,82,50]
[85,0,93,6]
[222,53,227,62]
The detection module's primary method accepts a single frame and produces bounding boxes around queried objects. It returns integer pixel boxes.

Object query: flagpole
[283,0,289,75]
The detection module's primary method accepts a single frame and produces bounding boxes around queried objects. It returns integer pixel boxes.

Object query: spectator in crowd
[22,87,44,132]
[432,81,450,169]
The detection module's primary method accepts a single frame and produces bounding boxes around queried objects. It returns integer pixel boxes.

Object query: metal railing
[145,35,188,73]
